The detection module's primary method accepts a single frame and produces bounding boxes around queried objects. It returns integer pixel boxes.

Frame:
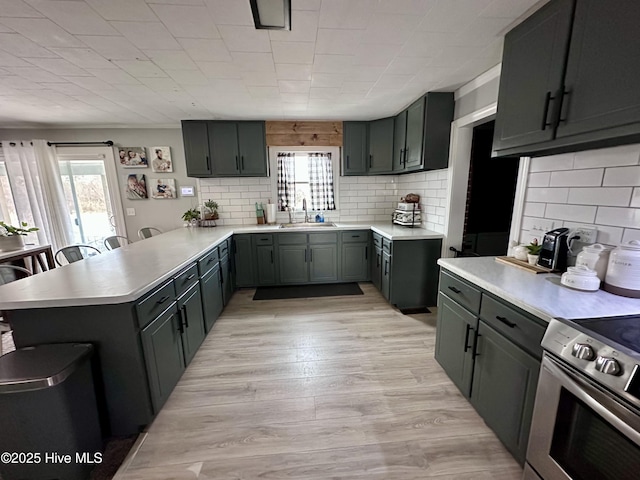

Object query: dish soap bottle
[315,213,321,223]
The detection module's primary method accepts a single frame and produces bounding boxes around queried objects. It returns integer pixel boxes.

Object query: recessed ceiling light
[250,0,291,30]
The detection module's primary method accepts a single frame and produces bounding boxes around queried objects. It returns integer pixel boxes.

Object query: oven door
[527,354,640,480]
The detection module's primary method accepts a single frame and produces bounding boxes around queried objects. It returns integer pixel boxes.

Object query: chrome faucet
[303,198,309,223]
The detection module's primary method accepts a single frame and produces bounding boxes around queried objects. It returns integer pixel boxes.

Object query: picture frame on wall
[150,146,173,173]
[126,174,148,200]
[150,178,177,199]
[119,147,148,168]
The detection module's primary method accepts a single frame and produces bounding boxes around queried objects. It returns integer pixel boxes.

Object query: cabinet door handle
[376,253,380,268]
[556,89,571,125]
[235,155,239,170]
[186,274,196,281]
[205,155,210,171]
[463,324,473,353]
[496,315,516,328]
[541,91,554,130]
[270,250,273,264]
[369,154,372,168]
[384,260,388,276]
[365,246,368,260]
[473,334,482,357]
[346,155,350,169]
[177,311,184,334]
[241,156,244,170]
[310,249,313,262]
[304,249,307,263]
[182,305,189,329]
[156,295,170,305]
[447,285,461,294]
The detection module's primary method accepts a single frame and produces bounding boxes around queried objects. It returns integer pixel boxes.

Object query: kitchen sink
[279,222,337,228]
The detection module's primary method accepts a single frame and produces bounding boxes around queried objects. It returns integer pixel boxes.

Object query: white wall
[519,143,640,246]
[397,170,448,233]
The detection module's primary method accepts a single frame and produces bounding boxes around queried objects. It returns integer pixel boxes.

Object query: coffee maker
[537,227,570,270]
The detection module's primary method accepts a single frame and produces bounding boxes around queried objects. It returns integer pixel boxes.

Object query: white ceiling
[0,0,544,128]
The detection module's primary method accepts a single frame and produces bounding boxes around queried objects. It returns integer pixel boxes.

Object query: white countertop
[438,257,640,322]
[0,223,442,310]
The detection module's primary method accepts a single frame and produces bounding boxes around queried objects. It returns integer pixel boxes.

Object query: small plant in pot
[526,238,542,265]
[0,221,39,251]
[203,200,219,220]
[181,208,200,227]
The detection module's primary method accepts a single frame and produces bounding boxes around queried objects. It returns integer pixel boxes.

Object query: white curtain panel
[1,140,74,251]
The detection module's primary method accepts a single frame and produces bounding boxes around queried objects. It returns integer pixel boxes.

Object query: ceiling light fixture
[250,0,291,30]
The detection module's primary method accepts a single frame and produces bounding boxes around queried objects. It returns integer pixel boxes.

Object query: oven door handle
[543,355,640,447]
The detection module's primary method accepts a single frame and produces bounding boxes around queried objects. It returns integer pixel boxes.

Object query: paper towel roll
[265,204,277,224]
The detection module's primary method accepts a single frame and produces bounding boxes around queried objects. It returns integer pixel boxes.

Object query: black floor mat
[253,283,364,300]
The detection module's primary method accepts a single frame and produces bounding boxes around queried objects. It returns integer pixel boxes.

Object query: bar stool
[138,227,162,240]
[104,235,130,250]
[54,245,101,266]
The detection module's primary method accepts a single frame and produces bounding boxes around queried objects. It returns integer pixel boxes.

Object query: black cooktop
[571,315,640,356]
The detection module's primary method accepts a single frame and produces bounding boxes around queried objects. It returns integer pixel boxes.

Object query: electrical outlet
[573,227,597,243]
[126,208,135,216]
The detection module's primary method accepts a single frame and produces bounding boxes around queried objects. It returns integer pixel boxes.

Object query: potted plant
[0,221,39,251]
[203,200,219,220]
[181,208,200,227]
[526,238,542,265]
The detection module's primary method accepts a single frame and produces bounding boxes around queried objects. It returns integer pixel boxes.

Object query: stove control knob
[571,343,596,361]
[595,356,621,376]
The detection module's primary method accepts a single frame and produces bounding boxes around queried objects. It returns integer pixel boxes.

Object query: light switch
[126,208,135,216]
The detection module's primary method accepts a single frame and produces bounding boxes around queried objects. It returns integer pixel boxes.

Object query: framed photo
[119,147,148,168]
[150,178,176,199]
[150,146,173,173]
[126,174,148,200]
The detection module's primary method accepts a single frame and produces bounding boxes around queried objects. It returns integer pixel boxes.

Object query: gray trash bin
[0,344,102,480]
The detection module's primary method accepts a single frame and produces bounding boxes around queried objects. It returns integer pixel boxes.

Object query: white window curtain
[1,140,74,251]
[308,152,335,211]
[277,152,295,211]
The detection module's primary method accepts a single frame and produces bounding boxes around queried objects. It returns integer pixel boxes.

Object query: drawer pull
[352,235,360,238]
[496,315,516,328]
[447,286,461,294]
[260,237,269,241]
[156,295,170,305]
[186,274,196,280]
[207,257,214,264]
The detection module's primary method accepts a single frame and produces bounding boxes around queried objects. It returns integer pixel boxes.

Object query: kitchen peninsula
[0,224,442,436]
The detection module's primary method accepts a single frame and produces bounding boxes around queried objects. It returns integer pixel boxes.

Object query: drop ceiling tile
[315,29,361,55]
[165,68,209,85]
[6,66,65,83]
[0,18,83,48]
[275,63,312,81]
[218,25,270,52]
[0,51,33,67]
[375,73,414,89]
[113,59,167,77]
[309,87,340,99]
[353,44,398,66]
[312,55,353,73]
[480,0,540,18]
[25,0,119,35]
[85,68,141,85]
[231,52,275,72]
[113,83,157,97]
[398,31,450,57]
[375,0,437,15]
[49,47,117,69]
[319,0,375,29]
[451,16,513,47]
[110,22,181,50]
[0,0,43,17]
[197,61,242,79]
[78,36,147,61]
[247,86,280,99]
[0,33,57,58]
[0,75,45,89]
[0,23,13,33]
[280,93,309,104]
[430,45,484,67]
[387,56,432,75]
[241,70,277,86]
[343,65,386,82]
[178,38,231,62]
[271,42,314,65]
[86,0,158,21]
[269,10,319,42]
[208,78,249,94]
[204,0,253,26]
[310,72,344,87]
[294,0,321,10]
[278,80,311,94]
[144,50,198,70]
[138,76,182,92]
[419,0,492,32]
[149,4,219,39]
[64,75,117,93]
[360,13,421,45]
[341,81,375,94]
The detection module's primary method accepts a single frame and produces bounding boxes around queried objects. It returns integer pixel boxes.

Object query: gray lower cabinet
[371,245,382,290]
[309,244,338,282]
[470,320,540,465]
[278,244,308,284]
[200,263,223,332]
[255,245,276,285]
[234,234,255,287]
[177,283,206,365]
[381,250,391,300]
[141,303,185,413]
[220,253,233,306]
[342,243,369,282]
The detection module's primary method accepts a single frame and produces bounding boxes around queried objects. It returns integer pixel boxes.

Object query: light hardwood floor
[118,283,523,479]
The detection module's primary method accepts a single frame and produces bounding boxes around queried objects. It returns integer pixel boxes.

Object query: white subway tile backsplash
[596,225,625,245]
[574,144,640,169]
[545,203,597,223]
[526,187,569,203]
[631,188,640,208]
[595,207,640,228]
[549,168,603,187]
[528,172,550,187]
[603,166,640,187]
[567,187,632,206]
[529,153,574,172]
[523,202,545,217]
[522,216,555,234]
[622,228,640,243]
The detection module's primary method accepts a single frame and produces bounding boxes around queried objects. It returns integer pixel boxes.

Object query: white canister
[513,245,528,261]
[604,240,640,298]
[575,243,612,282]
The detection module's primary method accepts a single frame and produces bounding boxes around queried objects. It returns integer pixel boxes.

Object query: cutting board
[495,256,555,274]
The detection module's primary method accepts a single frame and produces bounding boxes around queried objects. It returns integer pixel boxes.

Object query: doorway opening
[458,120,520,256]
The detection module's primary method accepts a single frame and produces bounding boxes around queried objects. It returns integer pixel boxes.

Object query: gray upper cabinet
[494,0,640,157]
[182,120,267,178]
[343,122,369,175]
[393,110,407,171]
[404,97,425,169]
[368,117,394,174]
